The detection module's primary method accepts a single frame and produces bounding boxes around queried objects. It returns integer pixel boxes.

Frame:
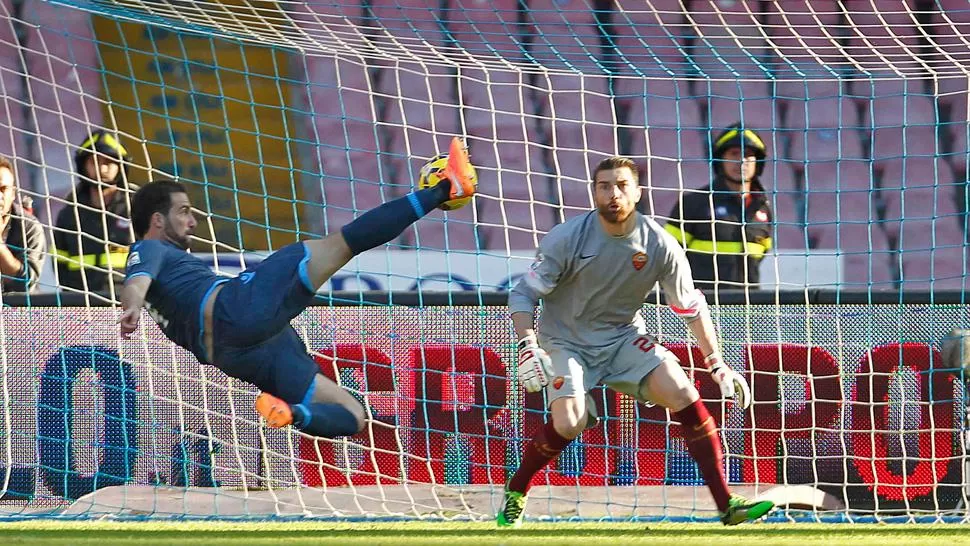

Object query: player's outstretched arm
[119,275,151,338]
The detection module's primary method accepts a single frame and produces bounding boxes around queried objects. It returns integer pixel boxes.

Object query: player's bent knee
[666,384,700,412]
[550,398,586,440]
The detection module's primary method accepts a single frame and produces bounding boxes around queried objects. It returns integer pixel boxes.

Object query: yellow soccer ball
[418,154,472,211]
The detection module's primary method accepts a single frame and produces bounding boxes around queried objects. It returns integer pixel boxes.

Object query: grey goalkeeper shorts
[543,331,679,425]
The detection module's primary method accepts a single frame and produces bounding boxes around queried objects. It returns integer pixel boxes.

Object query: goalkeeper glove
[517,334,553,393]
[706,353,751,409]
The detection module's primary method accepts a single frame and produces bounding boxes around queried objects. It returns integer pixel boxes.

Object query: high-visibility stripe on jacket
[663,178,773,289]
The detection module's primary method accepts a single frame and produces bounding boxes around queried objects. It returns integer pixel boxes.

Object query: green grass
[0,521,967,545]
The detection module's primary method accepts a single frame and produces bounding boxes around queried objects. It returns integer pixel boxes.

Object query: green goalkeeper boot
[719,494,774,526]
[496,489,527,528]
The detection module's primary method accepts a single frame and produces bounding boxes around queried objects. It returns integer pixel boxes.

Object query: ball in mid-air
[418,154,472,211]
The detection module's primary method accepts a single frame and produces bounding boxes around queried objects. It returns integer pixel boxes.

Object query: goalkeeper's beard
[597,200,634,225]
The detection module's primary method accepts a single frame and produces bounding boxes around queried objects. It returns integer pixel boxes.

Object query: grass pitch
[0,521,968,545]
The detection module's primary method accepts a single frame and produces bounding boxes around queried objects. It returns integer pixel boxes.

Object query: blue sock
[340,181,450,255]
[291,403,361,438]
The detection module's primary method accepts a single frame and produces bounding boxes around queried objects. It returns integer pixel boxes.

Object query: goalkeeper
[120,138,477,439]
[500,156,773,527]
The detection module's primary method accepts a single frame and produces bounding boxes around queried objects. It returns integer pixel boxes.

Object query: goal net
[0,0,968,522]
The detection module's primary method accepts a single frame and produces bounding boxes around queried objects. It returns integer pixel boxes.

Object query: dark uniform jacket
[54,189,132,291]
[2,203,47,293]
[663,177,773,290]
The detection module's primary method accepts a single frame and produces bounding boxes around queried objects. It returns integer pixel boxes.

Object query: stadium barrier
[0,290,966,517]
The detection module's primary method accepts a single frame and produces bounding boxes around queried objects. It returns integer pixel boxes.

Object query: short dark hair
[131,179,187,239]
[0,156,13,176]
[592,156,639,183]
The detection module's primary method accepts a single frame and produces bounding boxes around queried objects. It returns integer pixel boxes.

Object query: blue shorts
[210,242,320,403]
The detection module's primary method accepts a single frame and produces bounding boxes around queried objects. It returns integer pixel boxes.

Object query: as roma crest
[632,252,648,271]
[553,376,565,390]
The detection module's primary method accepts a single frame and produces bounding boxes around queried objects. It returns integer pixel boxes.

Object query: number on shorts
[633,336,655,353]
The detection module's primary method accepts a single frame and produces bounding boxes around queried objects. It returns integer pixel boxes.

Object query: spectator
[53,130,134,292]
[0,156,47,293]
[664,123,773,292]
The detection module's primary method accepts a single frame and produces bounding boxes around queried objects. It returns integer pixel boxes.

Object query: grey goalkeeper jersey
[508,211,702,361]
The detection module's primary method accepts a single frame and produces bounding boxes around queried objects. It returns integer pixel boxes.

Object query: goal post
[0,0,967,522]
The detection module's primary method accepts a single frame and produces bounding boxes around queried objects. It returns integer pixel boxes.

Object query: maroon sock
[674,399,732,513]
[507,420,572,494]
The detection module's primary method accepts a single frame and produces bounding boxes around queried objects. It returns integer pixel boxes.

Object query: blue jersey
[125,239,226,361]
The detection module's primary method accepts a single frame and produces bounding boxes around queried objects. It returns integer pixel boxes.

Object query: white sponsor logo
[127,251,140,267]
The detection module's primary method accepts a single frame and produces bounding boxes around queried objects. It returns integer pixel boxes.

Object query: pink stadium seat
[446,0,525,63]
[705,100,780,133]
[685,0,768,79]
[21,0,103,200]
[787,129,866,166]
[0,0,25,166]
[608,0,690,77]
[927,5,970,99]
[861,91,938,128]
[772,223,810,251]
[893,218,968,290]
[805,191,878,225]
[800,161,875,194]
[761,160,799,194]
[525,0,605,73]
[859,91,940,167]
[458,68,539,142]
[379,61,460,190]
[477,195,558,251]
[841,0,923,76]
[784,98,860,130]
[699,79,779,132]
[811,223,896,287]
[534,73,619,158]
[944,92,970,175]
[767,190,803,224]
[627,128,707,166]
[766,1,845,76]
[880,158,958,219]
[618,78,702,132]
[867,126,942,169]
[404,201,479,251]
[368,0,445,46]
[306,57,381,154]
[465,138,551,248]
[639,160,711,219]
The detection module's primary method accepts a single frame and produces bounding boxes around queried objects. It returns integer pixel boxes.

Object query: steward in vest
[664,124,773,291]
[54,131,134,291]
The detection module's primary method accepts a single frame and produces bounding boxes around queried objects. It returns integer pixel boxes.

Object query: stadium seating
[608,0,691,77]
[685,0,768,80]
[20,0,103,202]
[787,128,867,167]
[0,0,25,169]
[927,2,970,102]
[841,0,923,76]
[801,161,876,203]
[812,223,896,287]
[762,160,799,194]
[446,0,526,63]
[524,0,606,73]
[766,0,846,79]
[535,73,618,189]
